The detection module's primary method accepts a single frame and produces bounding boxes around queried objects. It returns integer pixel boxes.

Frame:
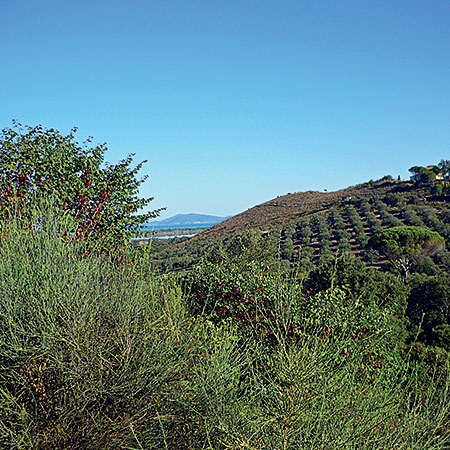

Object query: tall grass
[0,205,206,448]
[0,203,449,449]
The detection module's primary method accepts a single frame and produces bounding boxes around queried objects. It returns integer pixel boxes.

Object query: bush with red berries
[0,122,162,255]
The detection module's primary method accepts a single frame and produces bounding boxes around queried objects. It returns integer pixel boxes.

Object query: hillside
[158,177,450,271]
[191,178,419,242]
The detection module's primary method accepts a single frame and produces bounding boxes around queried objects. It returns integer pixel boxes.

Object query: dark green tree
[408,166,436,184]
[438,159,450,189]
[368,226,445,281]
[282,236,294,261]
[431,183,444,197]
[407,275,450,350]
[0,122,162,253]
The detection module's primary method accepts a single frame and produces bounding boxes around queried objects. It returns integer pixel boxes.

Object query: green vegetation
[369,226,445,281]
[1,138,450,448]
[409,166,438,184]
[2,206,450,449]
[0,122,161,254]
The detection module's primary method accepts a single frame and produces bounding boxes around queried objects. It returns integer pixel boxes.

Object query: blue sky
[1,0,448,219]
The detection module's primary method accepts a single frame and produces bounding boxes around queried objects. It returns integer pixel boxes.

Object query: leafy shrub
[336,228,351,241]
[187,261,299,344]
[384,193,404,207]
[282,236,294,261]
[411,256,438,276]
[314,216,332,240]
[365,211,383,234]
[297,219,312,243]
[0,123,160,255]
[379,209,403,227]
[331,210,346,230]
[407,275,450,350]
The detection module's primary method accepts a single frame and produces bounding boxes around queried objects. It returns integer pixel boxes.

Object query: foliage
[5,155,450,447]
[407,274,450,350]
[0,204,206,448]
[432,183,444,196]
[409,166,437,184]
[208,229,279,267]
[304,254,406,305]
[379,209,402,227]
[0,122,161,253]
[186,260,296,344]
[436,249,450,273]
[411,256,438,276]
[1,204,450,448]
[384,192,404,207]
[368,226,445,280]
[400,206,425,227]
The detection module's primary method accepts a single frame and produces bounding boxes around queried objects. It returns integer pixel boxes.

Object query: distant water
[154,233,197,239]
[131,233,197,244]
[140,222,220,231]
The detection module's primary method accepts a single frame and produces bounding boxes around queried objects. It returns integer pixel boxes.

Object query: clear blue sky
[1,0,448,219]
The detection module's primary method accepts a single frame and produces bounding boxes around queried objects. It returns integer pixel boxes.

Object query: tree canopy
[438,159,450,188]
[0,122,162,253]
[408,166,437,184]
[368,226,445,280]
[407,275,450,350]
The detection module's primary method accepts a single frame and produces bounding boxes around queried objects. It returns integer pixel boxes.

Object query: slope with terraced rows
[186,178,450,267]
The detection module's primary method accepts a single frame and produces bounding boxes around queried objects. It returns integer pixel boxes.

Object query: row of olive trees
[280,194,447,280]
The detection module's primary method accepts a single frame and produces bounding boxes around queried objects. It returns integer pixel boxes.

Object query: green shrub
[0,204,207,448]
[407,274,450,351]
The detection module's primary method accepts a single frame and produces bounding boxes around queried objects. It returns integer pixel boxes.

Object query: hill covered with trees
[151,168,450,275]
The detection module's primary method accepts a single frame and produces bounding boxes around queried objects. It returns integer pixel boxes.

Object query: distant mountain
[148,213,230,227]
